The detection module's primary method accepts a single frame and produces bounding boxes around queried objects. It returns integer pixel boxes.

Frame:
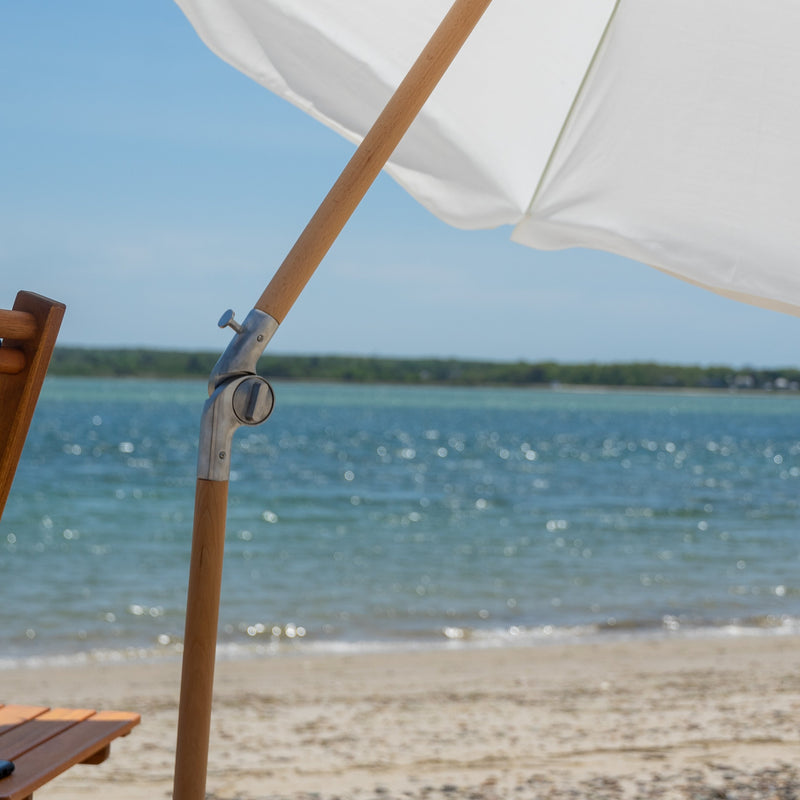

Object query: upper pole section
[254,0,493,324]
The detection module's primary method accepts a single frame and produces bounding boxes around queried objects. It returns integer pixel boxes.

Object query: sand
[2,634,799,799]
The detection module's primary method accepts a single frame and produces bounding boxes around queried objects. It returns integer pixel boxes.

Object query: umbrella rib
[523,0,623,220]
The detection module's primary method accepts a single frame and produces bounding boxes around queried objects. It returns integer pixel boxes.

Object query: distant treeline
[47,347,800,391]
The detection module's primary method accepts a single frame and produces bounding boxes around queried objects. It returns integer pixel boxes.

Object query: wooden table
[0,704,140,800]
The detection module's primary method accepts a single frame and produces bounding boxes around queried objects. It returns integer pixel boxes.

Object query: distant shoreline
[49,346,800,391]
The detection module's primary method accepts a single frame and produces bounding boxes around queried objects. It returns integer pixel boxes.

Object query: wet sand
[2,634,799,799]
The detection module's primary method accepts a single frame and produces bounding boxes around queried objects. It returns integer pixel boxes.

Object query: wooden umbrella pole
[174,478,229,800]
[174,3,492,799]
[255,0,493,324]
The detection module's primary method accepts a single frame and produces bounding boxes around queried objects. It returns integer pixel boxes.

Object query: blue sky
[2,2,799,367]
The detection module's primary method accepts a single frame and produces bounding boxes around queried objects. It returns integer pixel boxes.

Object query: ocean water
[2,377,800,666]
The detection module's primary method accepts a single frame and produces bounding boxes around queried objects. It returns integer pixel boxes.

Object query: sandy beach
[2,634,799,799]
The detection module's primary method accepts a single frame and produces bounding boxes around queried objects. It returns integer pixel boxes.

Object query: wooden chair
[0,292,140,800]
[0,291,65,519]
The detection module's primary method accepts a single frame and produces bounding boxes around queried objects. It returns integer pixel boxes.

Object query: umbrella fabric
[175,0,800,316]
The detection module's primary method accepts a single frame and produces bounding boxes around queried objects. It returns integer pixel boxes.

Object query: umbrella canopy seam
[522,0,621,225]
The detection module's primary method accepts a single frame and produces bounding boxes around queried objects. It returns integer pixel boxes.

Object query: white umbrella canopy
[176,0,800,316]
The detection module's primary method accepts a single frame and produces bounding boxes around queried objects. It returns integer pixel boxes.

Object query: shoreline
[3,633,799,799]
[44,372,800,396]
[3,615,800,672]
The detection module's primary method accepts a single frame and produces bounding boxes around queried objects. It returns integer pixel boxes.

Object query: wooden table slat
[0,710,140,800]
[0,707,49,736]
[0,709,95,761]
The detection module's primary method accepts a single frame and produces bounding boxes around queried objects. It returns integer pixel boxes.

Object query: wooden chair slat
[0,310,37,341]
[0,348,25,375]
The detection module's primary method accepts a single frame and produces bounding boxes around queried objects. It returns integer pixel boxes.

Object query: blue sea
[2,377,800,667]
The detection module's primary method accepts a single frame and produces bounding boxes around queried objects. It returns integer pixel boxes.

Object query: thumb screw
[218,309,243,334]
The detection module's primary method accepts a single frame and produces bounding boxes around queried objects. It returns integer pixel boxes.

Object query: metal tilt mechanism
[198,308,279,481]
[172,3,493,798]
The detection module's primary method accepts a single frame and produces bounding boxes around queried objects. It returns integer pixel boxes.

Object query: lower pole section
[173,478,229,800]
